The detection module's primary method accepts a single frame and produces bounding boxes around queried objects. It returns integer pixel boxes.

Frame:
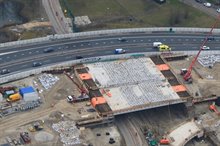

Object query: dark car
[87,108,96,112]
[118,38,127,42]
[207,37,215,41]
[195,0,202,3]
[32,62,42,67]
[75,55,83,59]
[1,69,10,75]
[43,47,54,53]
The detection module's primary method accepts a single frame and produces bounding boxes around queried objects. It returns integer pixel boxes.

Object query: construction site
[1,51,220,146]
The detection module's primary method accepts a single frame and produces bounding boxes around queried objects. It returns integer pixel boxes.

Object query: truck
[7,93,21,102]
[114,48,126,54]
[153,42,162,48]
[20,132,31,144]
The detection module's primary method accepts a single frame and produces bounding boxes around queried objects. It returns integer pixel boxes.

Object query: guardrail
[1,50,220,84]
[0,27,220,48]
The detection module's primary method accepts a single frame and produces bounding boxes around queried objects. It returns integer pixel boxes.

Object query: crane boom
[183,15,220,81]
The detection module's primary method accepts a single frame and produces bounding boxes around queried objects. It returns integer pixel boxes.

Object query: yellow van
[159,45,171,52]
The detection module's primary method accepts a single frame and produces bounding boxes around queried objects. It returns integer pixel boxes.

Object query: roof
[19,86,35,94]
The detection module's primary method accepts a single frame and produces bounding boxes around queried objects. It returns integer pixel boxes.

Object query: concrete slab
[168,120,202,146]
[85,57,182,112]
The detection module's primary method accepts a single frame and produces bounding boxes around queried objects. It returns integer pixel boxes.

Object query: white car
[202,46,210,50]
[203,2,211,7]
[217,8,220,13]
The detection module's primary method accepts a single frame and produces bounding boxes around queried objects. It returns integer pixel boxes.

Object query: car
[87,108,96,112]
[75,55,83,59]
[118,38,126,42]
[67,95,74,102]
[202,46,210,50]
[217,8,220,13]
[195,0,202,3]
[207,37,215,41]
[1,69,10,75]
[203,2,211,7]
[32,62,42,67]
[43,47,54,53]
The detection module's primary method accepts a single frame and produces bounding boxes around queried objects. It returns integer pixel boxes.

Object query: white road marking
[65,56,71,59]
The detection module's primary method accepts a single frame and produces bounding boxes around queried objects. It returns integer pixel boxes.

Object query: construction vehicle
[20,132,31,144]
[160,137,170,145]
[114,48,126,54]
[6,93,21,102]
[209,102,220,115]
[181,15,220,83]
[28,120,44,132]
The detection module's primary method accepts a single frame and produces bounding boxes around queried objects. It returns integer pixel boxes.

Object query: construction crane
[181,15,220,83]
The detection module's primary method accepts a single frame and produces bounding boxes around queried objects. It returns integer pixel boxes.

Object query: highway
[0,33,220,75]
[42,0,71,34]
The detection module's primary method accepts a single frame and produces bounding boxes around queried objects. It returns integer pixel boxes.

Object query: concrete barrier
[1,50,220,84]
[0,27,219,49]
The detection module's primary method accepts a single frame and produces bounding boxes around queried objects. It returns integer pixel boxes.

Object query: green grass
[60,0,220,31]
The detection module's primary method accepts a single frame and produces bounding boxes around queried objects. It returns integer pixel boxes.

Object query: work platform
[79,56,190,115]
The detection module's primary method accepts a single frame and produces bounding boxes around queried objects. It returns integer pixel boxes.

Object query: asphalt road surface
[42,0,70,34]
[0,33,219,76]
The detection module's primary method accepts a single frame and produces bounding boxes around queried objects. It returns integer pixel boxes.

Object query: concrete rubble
[74,16,91,26]
[38,74,59,90]
[52,121,81,146]
[198,55,220,67]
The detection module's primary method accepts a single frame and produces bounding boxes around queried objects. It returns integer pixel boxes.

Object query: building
[19,86,39,102]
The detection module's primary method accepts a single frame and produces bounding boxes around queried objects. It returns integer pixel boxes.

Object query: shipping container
[7,93,21,102]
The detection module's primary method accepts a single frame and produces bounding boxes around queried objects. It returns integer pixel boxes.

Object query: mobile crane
[181,15,220,83]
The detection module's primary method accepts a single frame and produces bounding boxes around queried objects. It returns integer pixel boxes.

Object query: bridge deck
[84,57,188,114]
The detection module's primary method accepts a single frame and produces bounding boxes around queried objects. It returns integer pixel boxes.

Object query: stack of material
[198,55,220,67]
[19,86,39,102]
[38,74,59,90]
[52,121,81,145]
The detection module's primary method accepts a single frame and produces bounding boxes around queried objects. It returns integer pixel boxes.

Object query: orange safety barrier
[79,73,92,80]
[157,64,170,71]
[172,85,187,92]
[91,97,107,107]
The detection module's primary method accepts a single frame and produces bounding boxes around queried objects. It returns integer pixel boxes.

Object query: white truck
[153,42,162,48]
[114,48,126,54]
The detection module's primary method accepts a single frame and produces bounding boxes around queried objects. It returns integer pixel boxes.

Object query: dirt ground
[0,73,120,146]
[167,56,220,98]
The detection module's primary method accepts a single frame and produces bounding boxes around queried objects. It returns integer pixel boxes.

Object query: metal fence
[1,50,220,84]
[0,27,220,48]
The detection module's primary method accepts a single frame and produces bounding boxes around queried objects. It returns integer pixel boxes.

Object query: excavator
[181,15,220,83]
[209,102,220,116]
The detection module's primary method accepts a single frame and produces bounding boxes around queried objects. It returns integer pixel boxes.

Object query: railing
[1,27,220,48]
